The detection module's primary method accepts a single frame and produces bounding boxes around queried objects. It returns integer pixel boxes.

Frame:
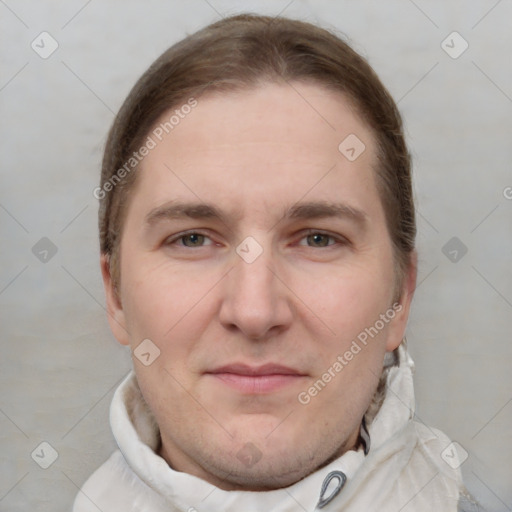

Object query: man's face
[103,82,415,490]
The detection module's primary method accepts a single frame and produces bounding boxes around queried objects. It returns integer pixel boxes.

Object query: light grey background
[1,1,511,511]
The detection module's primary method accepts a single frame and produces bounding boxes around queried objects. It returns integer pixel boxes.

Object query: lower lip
[208,373,304,394]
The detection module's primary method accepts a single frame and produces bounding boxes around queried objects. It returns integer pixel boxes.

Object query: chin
[205,456,315,491]
[200,429,352,491]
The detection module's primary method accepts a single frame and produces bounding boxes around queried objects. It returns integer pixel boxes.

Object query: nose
[218,245,293,341]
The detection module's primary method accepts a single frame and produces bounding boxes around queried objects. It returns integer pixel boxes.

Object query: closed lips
[206,363,306,376]
[206,363,308,394]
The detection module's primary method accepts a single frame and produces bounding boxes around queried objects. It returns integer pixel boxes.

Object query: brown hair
[99,14,416,298]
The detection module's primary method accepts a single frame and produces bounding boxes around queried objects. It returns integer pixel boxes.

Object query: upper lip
[207,363,306,376]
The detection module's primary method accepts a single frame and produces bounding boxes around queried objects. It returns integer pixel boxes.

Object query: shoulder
[411,422,487,510]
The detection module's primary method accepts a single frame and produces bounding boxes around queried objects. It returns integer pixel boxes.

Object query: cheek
[120,240,177,312]
[290,259,394,338]
[119,254,221,346]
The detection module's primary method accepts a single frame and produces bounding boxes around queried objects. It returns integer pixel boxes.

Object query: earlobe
[385,251,418,352]
[100,253,130,345]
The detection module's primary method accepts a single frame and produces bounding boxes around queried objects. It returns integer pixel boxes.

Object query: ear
[385,250,418,351]
[100,253,130,346]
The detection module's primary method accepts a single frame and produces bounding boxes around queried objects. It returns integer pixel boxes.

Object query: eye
[165,231,214,248]
[297,231,346,248]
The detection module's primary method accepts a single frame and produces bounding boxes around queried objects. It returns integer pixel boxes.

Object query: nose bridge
[219,241,291,338]
[233,244,277,308]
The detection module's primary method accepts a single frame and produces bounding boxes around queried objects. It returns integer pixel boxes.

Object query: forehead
[155,82,372,158]
[129,82,380,223]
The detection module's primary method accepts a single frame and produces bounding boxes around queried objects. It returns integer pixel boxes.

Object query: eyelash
[165,230,216,248]
[164,229,349,249]
[298,230,347,248]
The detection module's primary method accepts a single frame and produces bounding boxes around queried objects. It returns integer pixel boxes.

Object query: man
[76,14,481,511]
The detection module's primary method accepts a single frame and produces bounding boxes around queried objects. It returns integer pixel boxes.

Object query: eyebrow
[145,202,231,226]
[287,201,367,226]
[144,200,368,228]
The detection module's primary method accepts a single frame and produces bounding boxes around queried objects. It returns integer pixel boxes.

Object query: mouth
[205,363,308,394]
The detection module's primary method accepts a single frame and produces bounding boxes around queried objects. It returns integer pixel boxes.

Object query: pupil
[187,234,202,246]
[310,234,328,247]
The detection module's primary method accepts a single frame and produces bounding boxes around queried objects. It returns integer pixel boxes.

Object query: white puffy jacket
[73,345,482,511]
